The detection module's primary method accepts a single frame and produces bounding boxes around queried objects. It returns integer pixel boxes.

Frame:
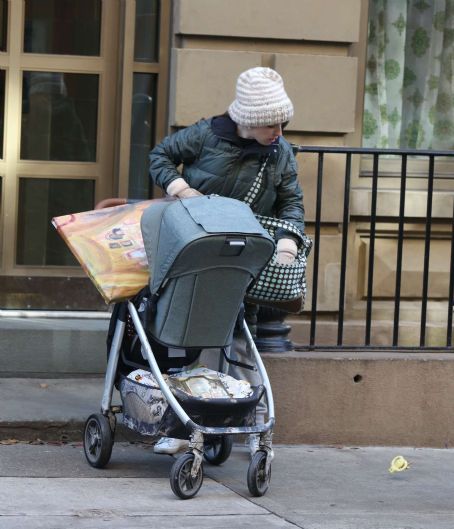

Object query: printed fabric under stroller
[82,195,276,499]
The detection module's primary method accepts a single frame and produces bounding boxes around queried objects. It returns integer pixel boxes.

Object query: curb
[0,421,136,443]
[0,421,85,443]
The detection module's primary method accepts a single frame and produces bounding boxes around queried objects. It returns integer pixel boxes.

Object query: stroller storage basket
[119,375,167,437]
[119,373,264,438]
[170,385,263,427]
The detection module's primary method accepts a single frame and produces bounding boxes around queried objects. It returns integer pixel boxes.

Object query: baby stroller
[82,195,276,499]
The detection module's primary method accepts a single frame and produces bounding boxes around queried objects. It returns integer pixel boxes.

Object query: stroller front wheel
[83,413,114,468]
[247,450,271,497]
[170,453,204,499]
[203,435,233,465]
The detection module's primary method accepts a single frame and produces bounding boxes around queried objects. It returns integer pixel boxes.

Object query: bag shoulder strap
[243,155,270,206]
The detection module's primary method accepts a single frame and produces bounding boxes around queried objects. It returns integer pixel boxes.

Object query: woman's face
[241,123,283,146]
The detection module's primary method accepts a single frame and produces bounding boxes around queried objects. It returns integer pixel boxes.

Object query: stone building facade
[1,0,452,348]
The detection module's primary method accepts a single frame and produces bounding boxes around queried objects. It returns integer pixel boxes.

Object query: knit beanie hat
[228,67,294,127]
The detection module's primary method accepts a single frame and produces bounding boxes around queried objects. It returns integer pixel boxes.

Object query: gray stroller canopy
[141,196,273,295]
[140,196,274,348]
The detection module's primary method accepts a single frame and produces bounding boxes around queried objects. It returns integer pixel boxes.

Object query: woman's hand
[178,187,203,198]
[276,238,298,265]
[166,177,203,198]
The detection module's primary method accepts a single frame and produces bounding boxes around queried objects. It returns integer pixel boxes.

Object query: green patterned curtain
[363,0,454,149]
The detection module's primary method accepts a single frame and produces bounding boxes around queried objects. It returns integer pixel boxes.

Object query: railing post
[309,152,324,349]
[393,154,407,346]
[447,200,454,347]
[420,155,435,346]
[337,153,352,346]
[365,153,379,346]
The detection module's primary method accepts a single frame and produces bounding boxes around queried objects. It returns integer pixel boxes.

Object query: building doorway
[0,0,169,310]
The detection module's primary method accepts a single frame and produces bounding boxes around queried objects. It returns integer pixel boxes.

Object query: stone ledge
[264,351,454,447]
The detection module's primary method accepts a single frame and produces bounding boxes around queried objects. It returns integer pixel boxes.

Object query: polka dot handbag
[246,215,312,312]
[243,155,312,313]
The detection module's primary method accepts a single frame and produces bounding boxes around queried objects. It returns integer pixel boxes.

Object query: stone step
[0,315,109,376]
[1,311,452,376]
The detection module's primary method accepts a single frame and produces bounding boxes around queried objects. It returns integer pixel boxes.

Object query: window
[363,0,454,150]
[128,73,157,198]
[17,178,94,266]
[21,71,99,162]
[134,0,160,63]
[0,1,7,52]
[0,69,5,158]
[122,0,163,200]
[24,0,101,56]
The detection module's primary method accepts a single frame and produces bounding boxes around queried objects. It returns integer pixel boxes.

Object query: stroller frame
[93,300,275,498]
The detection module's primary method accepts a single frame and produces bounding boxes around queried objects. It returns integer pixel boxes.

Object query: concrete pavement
[1,377,454,527]
[2,442,454,528]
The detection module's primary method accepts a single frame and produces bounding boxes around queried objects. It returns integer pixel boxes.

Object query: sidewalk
[2,377,454,528]
[2,439,454,528]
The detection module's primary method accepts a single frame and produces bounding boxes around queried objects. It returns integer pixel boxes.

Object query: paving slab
[208,445,454,529]
[0,477,263,517]
[0,515,294,529]
[2,442,454,529]
[0,443,293,529]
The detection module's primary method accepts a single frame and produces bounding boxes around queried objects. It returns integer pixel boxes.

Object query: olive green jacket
[149,117,304,235]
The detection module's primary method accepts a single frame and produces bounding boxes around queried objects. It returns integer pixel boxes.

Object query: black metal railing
[294,146,454,351]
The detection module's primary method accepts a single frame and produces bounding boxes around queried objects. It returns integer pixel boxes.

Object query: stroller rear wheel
[170,453,204,499]
[203,435,233,465]
[83,413,114,468]
[247,450,271,497]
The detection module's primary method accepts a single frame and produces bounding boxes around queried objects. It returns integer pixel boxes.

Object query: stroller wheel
[203,435,233,465]
[170,453,204,499]
[247,450,271,497]
[83,413,114,468]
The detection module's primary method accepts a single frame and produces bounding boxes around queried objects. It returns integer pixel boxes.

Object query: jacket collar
[210,114,278,158]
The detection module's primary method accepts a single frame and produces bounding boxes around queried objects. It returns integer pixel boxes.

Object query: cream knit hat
[228,67,294,127]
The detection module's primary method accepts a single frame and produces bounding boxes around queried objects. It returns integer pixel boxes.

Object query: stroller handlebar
[95,196,176,210]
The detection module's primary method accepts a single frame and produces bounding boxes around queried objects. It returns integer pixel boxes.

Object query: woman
[149,66,305,455]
